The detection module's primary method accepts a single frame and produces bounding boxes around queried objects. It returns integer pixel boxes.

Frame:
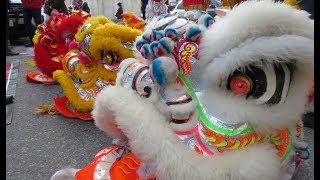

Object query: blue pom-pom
[159,37,174,54]
[151,58,168,86]
[149,41,159,57]
[142,33,151,43]
[164,28,178,39]
[140,44,151,59]
[135,37,144,51]
[151,31,164,41]
[198,14,214,28]
[186,25,202,42]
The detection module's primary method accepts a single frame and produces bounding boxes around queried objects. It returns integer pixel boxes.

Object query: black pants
[141,5,147,19]
[6,0,10,51]
[23,8,43,43]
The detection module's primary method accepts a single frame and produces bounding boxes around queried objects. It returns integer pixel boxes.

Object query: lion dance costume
[52,1,313,179]
[26,11,90,84]
[52,16,143,120]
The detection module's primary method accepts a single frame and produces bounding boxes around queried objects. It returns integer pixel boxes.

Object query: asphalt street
[6,45,314,180]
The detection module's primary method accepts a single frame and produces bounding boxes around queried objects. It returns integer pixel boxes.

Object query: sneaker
[25,42,34,47]
[6,95,14,105]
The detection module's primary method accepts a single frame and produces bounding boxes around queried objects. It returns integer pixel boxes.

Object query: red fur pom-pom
[69,41,79,50]
[78,52,91,65]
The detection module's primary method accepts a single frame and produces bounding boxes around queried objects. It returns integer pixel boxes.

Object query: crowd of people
[6,0,91,54]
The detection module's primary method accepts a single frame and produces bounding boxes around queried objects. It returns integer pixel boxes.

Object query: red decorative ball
[69,41,79,50]
[78,52,91,65]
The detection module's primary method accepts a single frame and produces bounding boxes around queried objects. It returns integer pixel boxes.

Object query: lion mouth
[171,113,193,124]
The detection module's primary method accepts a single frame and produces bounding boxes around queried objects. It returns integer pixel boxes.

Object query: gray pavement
[6,45,314,180]
[6,45,113,179]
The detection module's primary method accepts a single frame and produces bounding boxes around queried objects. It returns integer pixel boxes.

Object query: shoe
[25,43,34,47]
[6,95,14,105]
[6,51,19,56]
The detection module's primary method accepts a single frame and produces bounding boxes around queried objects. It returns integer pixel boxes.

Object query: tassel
[33,103,60,115]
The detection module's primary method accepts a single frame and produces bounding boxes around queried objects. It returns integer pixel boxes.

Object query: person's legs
[6,0,19,55]
[27,9,43,46]
[141,5,146,19]
[23,8,34,46]
[32,9,43,27]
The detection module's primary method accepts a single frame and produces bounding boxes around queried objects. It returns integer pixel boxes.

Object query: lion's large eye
[101,50,119,65]
[229,75,253,95]
[121,61,159,100]
[132,67,154,98]
[226,63,294,105]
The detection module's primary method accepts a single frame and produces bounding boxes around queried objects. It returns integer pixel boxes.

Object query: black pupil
[143,86,152,98]
[101,50,117,64]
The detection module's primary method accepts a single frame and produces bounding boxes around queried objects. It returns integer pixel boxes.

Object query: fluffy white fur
[201,35,313,133]
[93,86,281,180]
[196,0,314,134]
[93,59,141,140]
[200,0,314,66]
[94,58,170,140]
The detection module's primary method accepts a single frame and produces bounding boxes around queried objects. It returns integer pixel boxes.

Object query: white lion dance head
[52,1,314,180]
[93,1,313,180]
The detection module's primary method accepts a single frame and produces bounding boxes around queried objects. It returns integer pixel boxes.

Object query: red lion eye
[230,75,253,95]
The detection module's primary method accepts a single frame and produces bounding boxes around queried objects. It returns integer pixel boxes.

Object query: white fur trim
[203,35,313,86]
[200,0,314,66]
[93,91,127,140]
[95,86,281,180]
[199,34,313,133]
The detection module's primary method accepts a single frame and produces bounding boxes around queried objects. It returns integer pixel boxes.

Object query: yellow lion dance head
[53,16,142,119]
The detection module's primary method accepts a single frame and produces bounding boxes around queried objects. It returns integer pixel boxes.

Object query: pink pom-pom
[69,41,79,50]
[78,52,91,65]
